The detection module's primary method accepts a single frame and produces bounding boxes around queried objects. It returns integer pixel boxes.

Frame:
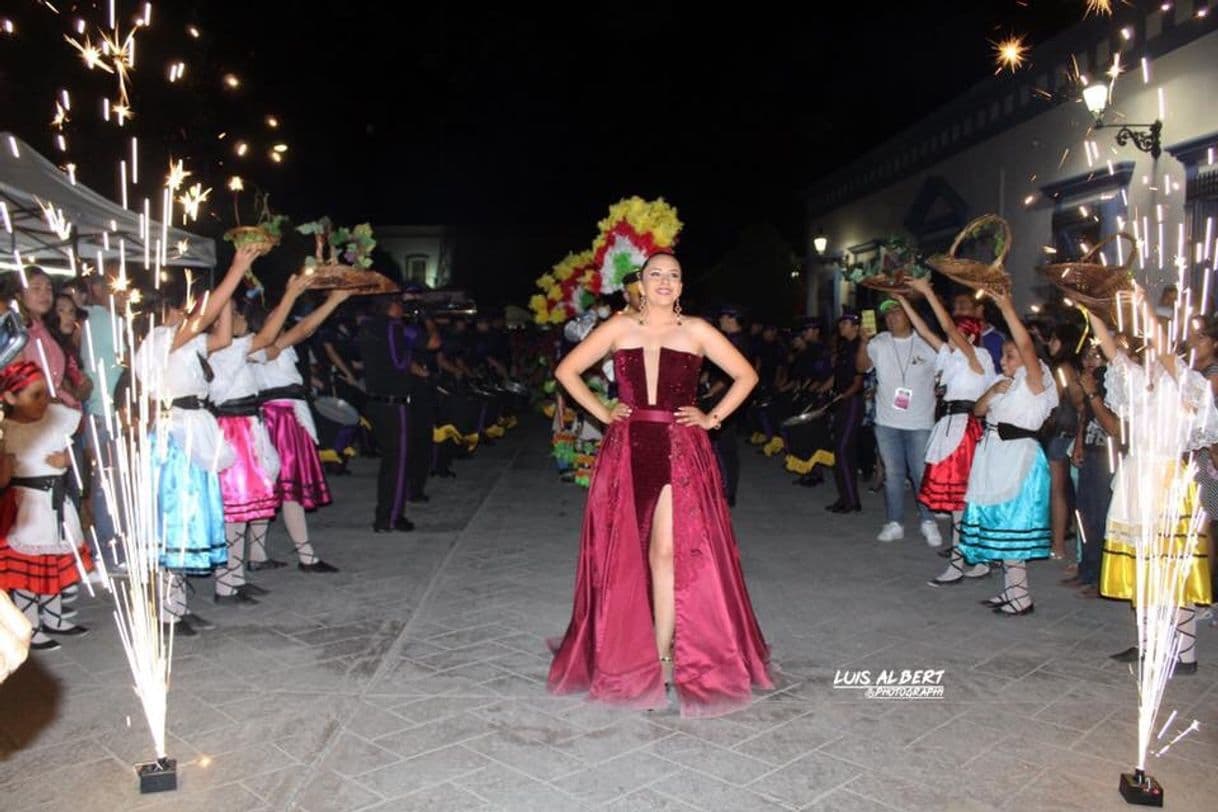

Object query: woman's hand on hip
[606,402,633,423]
[674,406,712,429]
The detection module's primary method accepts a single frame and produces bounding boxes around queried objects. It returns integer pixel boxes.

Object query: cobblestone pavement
[2,423,1215,810]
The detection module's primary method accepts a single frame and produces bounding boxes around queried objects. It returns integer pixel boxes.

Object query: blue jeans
[874,424,932,525]
[1075,445,1111,585]
[86,415,121,566]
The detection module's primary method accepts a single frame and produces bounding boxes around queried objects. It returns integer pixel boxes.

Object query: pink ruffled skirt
[262,400,332,510]
[216,415,281,522]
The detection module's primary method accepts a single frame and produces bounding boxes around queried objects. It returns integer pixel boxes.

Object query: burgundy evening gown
[547,347,773,717]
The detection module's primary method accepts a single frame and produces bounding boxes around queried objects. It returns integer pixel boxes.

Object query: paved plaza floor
[1,422,1216,811]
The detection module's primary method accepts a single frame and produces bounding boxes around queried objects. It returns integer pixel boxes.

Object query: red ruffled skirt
[0,489,94,594]
[918,415,984,513]
[262,400,331,510]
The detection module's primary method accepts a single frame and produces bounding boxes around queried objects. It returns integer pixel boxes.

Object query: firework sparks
[65,33,112,73]
[164,158,190,192]
[37,199,72,241]
[177,183,211,223]
[992,35,1028,74]
[51,101,70,130]
[1084,0,1113,16]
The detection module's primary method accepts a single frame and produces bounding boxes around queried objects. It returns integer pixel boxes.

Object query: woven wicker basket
[304,263,399,294]
[1037,232,1136,313]
[927,215,1013,296]
[858,265,926,298]
[301,231,398,295]
[224,225,279,253]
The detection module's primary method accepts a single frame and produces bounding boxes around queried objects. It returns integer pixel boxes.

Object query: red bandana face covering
[0,360,44,395]
[954,317,983,346]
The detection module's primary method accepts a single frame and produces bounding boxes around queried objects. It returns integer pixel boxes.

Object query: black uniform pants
[367,398,411,525]
[407,384,436,498]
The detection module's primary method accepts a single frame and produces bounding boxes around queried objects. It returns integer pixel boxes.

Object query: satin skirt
[547,412,774,717]
[1101,477,1212,606]
[216,415,281,522]
[918,415,983,513]
[958,444,1051,562]
[154,433,227,574]
[262,400,332,510]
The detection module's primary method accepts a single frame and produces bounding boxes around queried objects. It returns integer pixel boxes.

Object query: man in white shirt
[857,299,940,544]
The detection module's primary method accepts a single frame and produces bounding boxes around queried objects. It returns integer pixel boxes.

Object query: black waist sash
[259,384,308,403]
[11,474,68,528]
[210,395,262,418]
[943,400,976,416]
[171,395,206,410]
[996,422,1040,442]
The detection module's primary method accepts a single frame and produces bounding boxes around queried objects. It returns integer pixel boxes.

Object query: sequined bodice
[614,347,702,409]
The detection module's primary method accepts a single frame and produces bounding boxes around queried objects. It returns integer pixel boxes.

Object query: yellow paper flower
[591,196,683,258]
[537,273,555,290]
[549,305,568,324]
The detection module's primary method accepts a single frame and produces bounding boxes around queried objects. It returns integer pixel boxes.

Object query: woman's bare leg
[1049,460,1069,560]
[649,484,675,684]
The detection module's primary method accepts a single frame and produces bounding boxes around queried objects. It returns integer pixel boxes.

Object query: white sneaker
[877,522,904,542]
[920,520,943,548]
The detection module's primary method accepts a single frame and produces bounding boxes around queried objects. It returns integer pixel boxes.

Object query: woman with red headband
[894,277,997,586]
[0,361,92,651]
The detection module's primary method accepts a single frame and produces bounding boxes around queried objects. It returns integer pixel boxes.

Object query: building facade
[802,0,1218,321]
[375,225,454,289]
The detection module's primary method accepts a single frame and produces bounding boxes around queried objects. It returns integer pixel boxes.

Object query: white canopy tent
[0,132,215,276]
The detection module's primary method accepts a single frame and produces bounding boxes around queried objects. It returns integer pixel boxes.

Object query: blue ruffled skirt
[957,445,1051,562]
[155,433,227,574]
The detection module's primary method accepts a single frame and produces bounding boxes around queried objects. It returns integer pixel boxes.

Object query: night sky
[3,1,1086,314]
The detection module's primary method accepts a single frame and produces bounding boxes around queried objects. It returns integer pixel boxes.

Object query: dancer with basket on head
[889,276,996,586]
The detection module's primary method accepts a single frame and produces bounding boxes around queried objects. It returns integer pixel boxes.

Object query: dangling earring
[637,295,648,325]
[673,298,682,325]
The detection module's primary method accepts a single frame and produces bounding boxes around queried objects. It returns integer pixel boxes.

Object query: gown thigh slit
[648,484,676,656]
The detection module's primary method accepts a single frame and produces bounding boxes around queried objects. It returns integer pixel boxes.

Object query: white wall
[810,25,1218,313]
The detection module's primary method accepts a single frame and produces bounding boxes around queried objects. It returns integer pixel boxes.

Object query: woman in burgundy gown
[547,252,773,716]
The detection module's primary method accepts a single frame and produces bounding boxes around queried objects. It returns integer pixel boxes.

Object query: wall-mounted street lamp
[1082,83,1162,159]
[813,229,828,255]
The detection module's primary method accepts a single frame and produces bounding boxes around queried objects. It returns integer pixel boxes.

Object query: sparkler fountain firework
[7,0,294,793]
[1084,297,1215,807]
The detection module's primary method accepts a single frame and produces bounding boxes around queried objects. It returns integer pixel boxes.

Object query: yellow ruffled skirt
[1100,477,1212,606]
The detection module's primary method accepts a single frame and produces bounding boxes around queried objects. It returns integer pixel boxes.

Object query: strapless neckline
[613,346,703,409]
[614,346,703,362]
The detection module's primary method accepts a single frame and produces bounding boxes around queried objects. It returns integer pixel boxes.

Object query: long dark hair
[1048,322,1083,368]
[237,297,270,334]
[48,292,86,364]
